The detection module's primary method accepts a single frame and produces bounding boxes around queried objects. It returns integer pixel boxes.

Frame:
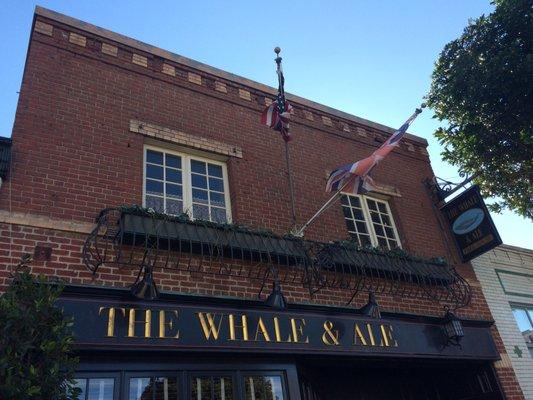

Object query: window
[511,305,533,344]
[144,146,231,223]
[190,375,233,399]
[244,375,285,400]
[72,378,115,400]
[340,194,400,249]
[129,376,178,400]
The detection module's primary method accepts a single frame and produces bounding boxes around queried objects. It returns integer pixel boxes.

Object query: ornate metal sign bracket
[425,174,476,203]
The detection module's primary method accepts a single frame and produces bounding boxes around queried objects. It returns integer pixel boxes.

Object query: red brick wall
[3,18,450,256]
[0,16,523,399]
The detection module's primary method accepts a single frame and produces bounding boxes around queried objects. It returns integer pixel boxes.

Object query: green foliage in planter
[119,204,282,238]
[0,270,80,400]
[331,240,449,266]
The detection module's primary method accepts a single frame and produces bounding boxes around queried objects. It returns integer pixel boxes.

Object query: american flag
[261,58,293,142]
[261,98,293,142]
[325,107,423,194]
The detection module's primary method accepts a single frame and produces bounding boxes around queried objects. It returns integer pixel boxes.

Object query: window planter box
[119,212,308,266]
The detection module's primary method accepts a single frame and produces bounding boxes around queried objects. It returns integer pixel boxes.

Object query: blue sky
[1,0,531,249]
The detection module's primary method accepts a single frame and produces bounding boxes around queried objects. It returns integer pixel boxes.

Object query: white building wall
[472,245,533,399]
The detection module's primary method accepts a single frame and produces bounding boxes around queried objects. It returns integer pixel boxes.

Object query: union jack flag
[325,107,423,194]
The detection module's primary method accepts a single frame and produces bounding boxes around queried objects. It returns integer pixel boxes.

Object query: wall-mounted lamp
[265,281,287,310]
[131,264,159,300]
[359,292,381,318]
[443,309,464,347]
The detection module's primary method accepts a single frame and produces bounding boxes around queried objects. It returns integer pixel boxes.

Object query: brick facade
[0,7,524,399]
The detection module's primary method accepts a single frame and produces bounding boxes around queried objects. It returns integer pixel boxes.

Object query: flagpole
[292,177,353,237]
[275,47,298,228]
[292,103,426,237]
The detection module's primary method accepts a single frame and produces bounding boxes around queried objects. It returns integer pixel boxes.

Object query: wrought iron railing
[82,207,471,308]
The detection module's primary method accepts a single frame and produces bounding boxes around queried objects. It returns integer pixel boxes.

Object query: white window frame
[341,193,402,249]
[143,144,232,223]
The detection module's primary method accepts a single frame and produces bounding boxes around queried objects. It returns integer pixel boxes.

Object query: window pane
[377,202,387,213]
[381,214,391,226]
[208,164,223,178]
[213,377,233,400]
[192,174,208,189]
[146,180,164,195]
[88,378,114,400]
[348,196,361,208]
[147,150,163,165]
[367,200,377,211]
[370,212,381,223]
[72,379,87,400]
[360,235,372,247]
[147,165,164,180]
[153,377,178,400]
[166,154,181,169]
[146,196,164,212]
[342,207,352,219]
[191,160,206,174]
[192,189,209,204]
[513,308,533,332]
[388,239,399,249]
[245,376,284,400]
[385,227,395,238]
[191,377,211,400]
[377,237,388,248]
[129,377,151,400]
[211,208,227,224]
[210,192,226,207]
[193,204,210,220]
[352,209,364,221]
[166,169,182,183]
[356,222,368,234]
[208,178,224,192]
[166,183,183,199]
[374,225,384,236]
[167,199,183,216]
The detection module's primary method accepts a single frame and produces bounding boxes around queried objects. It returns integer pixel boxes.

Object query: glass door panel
[190,376,234,400]
[128,376,179,400]
[72,377,115,400]
[153,378,179,400]
[244,376,285,400]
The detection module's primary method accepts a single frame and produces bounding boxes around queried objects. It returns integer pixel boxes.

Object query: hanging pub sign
[440,185,502,262]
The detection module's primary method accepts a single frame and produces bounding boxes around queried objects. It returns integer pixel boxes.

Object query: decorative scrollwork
[83,207,471,309]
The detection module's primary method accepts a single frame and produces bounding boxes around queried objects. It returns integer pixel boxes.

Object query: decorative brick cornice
[34,20,53,36]
[33,6,429,150]
[130,120,243,159]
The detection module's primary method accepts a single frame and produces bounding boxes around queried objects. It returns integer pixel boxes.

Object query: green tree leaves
[428,0,532,219]
[0,271,80,400]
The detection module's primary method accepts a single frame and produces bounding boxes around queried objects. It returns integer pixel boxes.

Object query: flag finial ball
[274,47,281,54]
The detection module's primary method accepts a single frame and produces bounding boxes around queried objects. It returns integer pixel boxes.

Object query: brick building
[0,7,525,400]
